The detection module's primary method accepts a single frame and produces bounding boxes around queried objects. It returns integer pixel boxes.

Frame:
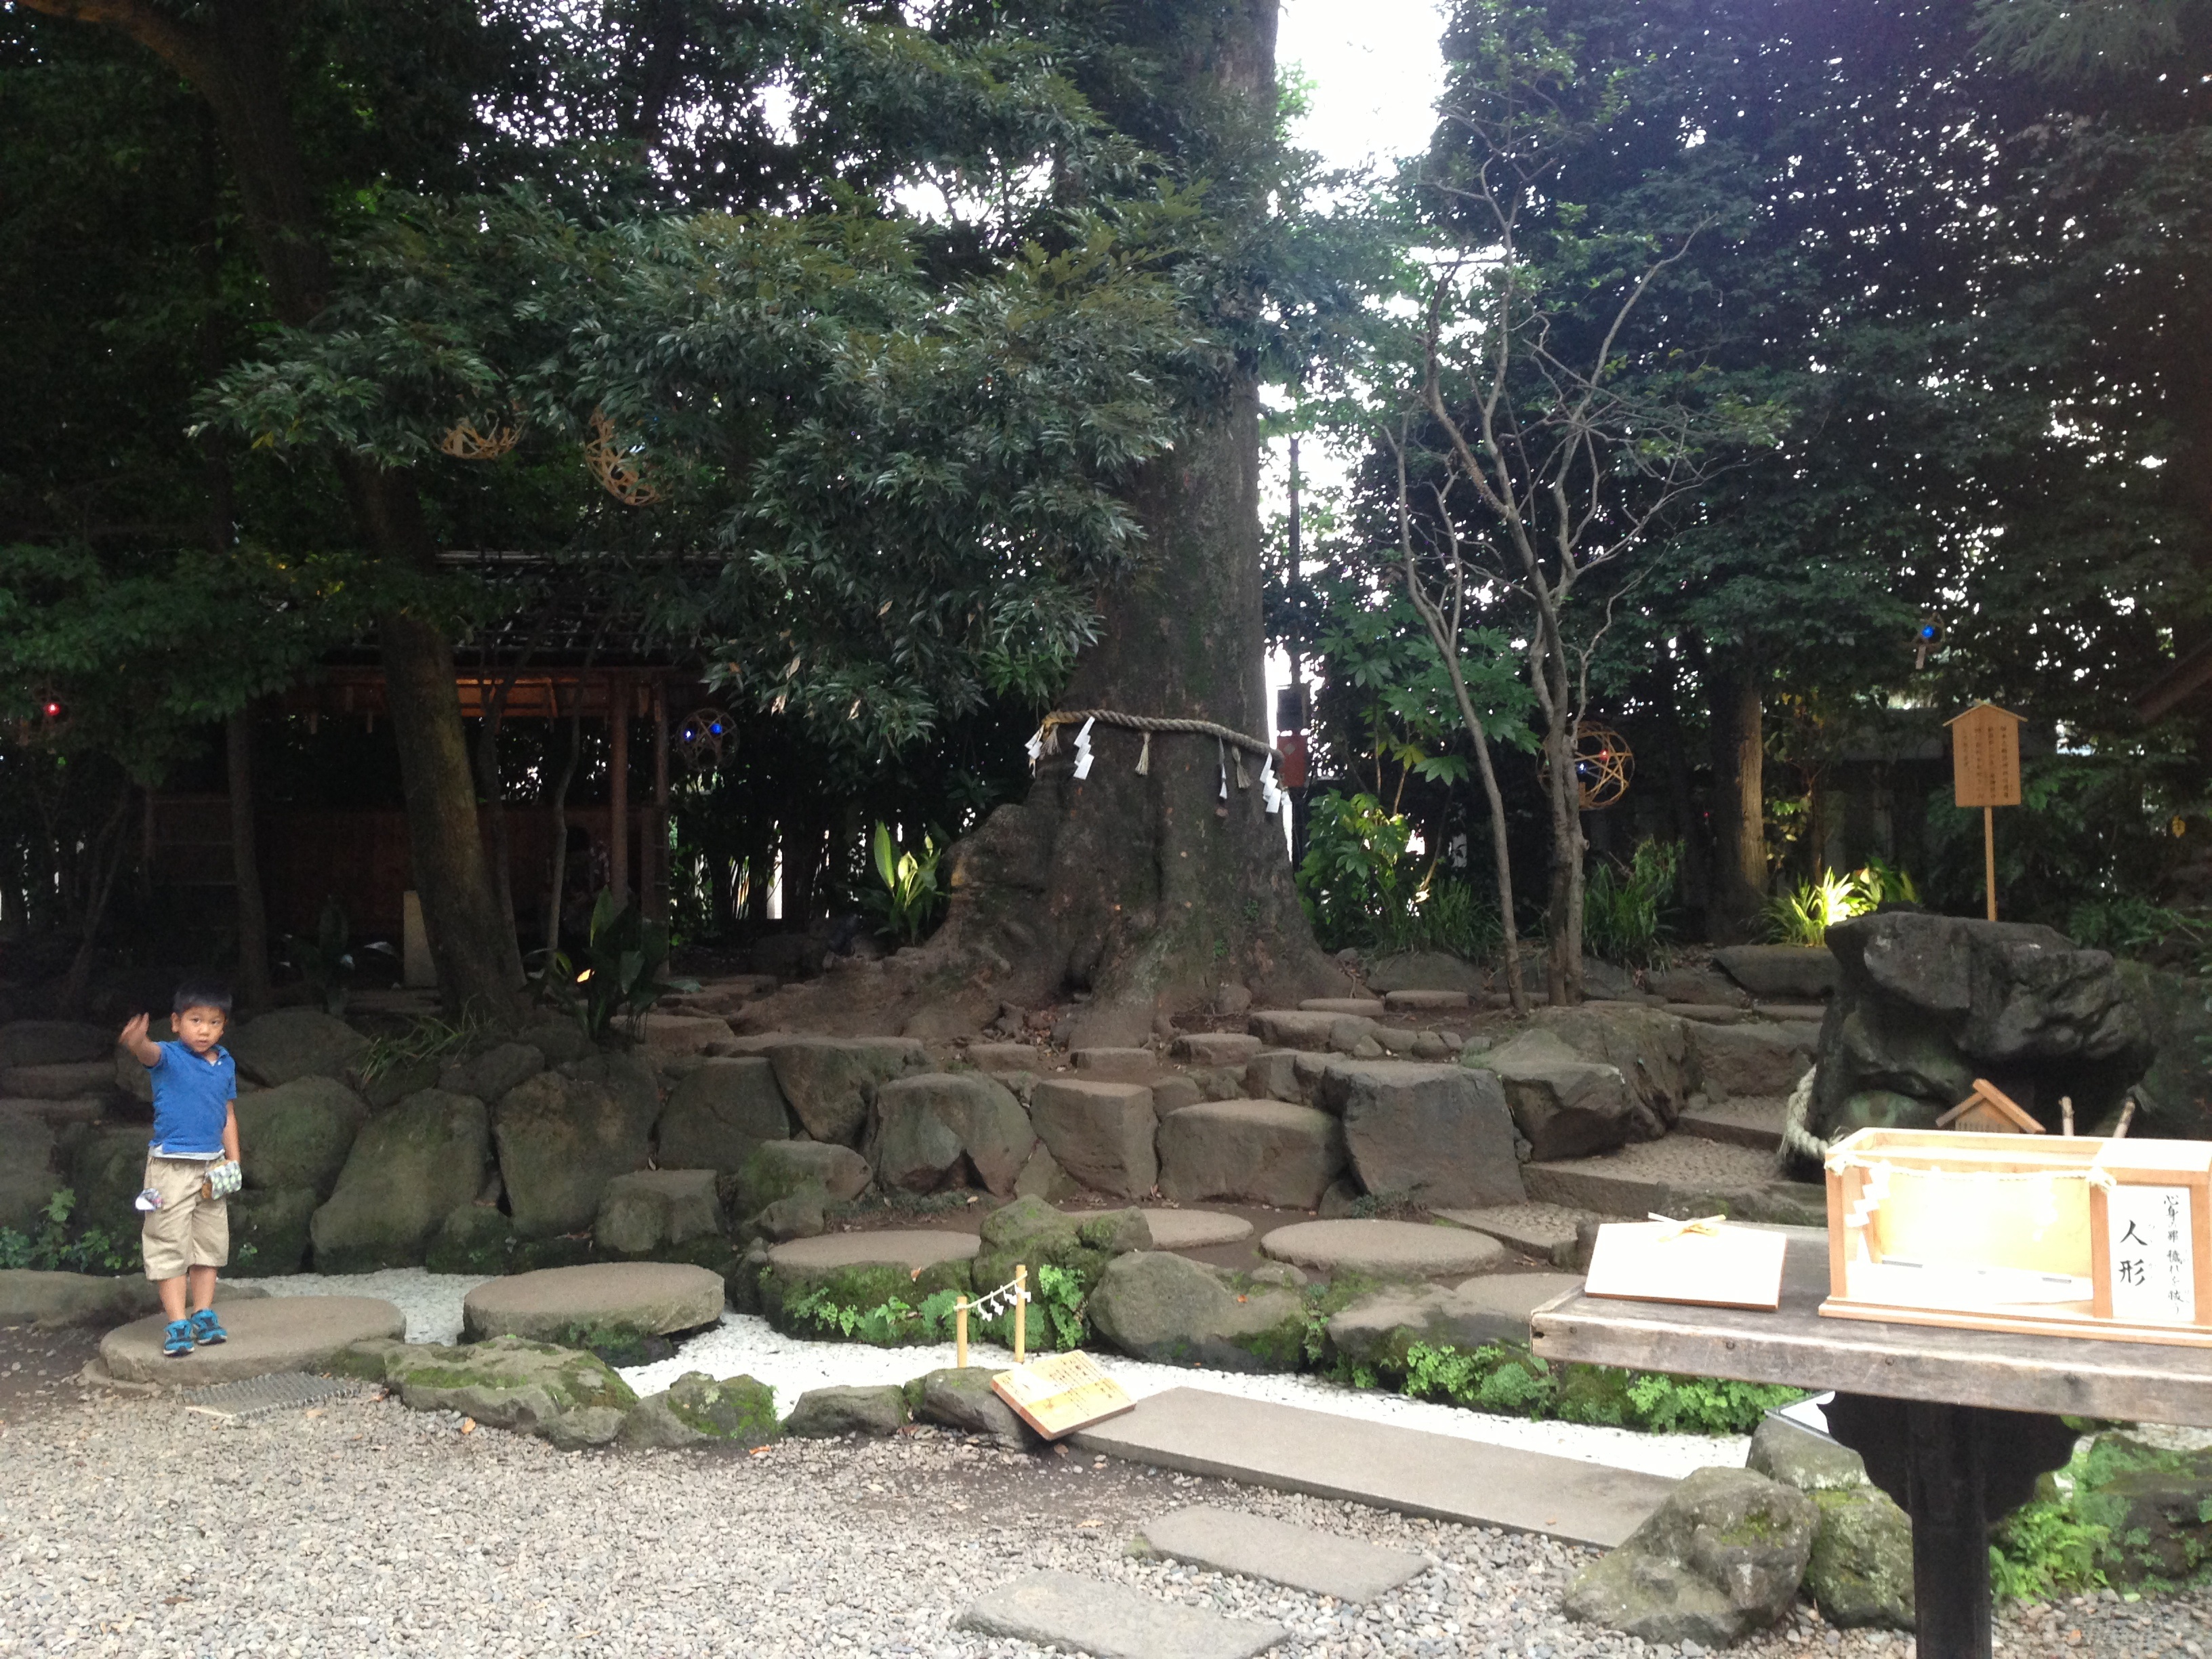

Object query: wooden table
[1532,1232,2212,1659]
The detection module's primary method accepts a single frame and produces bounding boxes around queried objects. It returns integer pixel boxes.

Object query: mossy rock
[230,1187,319,1276]
[1807,1488,1914,1629]
[425,1204,514,1276]
[2070,1433,2212,1585]
[668,1370,779,1441]
[384,1334,636,1431]
[1086,1250,1305,1373]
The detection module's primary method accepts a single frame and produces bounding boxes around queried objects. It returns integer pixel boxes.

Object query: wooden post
[1982,804,1996,922]
[608,674,629,907]
[955,1296,968,1368]
[649,679,670,924]
[1013,1264,1027,1364]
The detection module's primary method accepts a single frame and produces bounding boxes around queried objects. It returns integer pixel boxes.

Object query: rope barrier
[1026,708,1289,817]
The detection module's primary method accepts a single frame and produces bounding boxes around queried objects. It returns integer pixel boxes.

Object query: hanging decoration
[676,707,734,769]
[584,407,659,506]
[1544,721,1633,810]
[438,413,522,461]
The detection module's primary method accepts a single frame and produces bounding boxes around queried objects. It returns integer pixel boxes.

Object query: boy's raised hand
[120,1012,160,1065]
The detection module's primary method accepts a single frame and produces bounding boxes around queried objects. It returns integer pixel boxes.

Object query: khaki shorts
[140,1155,230,1280]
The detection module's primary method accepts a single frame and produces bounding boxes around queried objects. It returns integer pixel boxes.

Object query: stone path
[98,1295,403,1385]
[764,1229,981,1273]
[1260,1217,1508,1278]
[1434,1201,1593,1267]
[460,1261,726,1342]
[1073,1386,1675,1548]
[1673,1094,1788,1152]
[959,1568,1286,1659]
[1138,1208,1256,1248]
[1521,1136,1824,1224]
[1137,1504,1427,1601]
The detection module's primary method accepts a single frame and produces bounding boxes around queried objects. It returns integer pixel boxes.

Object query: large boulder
[0,1021,109,1070]
[765,1037,928,1144]
[619,1371,780,1449]
[234,1076,369,1198]
[381,1335,637,1432]
[0,1109,61,1232]
[2117,961,2212,1140]
[1028,1080,1157,1200]
[1156,1099,1345,1208]
[2070,1433,2212,1586]
[1802,913,2153,1157]
[868,1072,1035,1195]
[462,1261,727,1343]
[493,1069,655,1240]
[731,1139,872,1220]
[785,1383,910,1437]
[67,1125,149,1240]
[1087,1250,1305,1372]
[437,1041,544,1104]
[309,1089,489,1271]
[1689,1021,1820,1102]
[1326,1273,1582,1373]
[225,1008,367,1088]
[1564,1466,1819,1646]
[1530,1005,1697,1135]
[593,1169,725,1256]
[1714,946,1839,1002]
[426,1202,515,1275]
[1318,1061,1523,1208]
[0,1059,115,1100]
[1481,1030,1640,1161]
[230,1186,319,1274]
[907,1366,1031,1451]
[654,1058,792,1174]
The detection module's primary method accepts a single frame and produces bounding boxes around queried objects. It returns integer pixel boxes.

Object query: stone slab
[1521,1137,1826,1225]
[1073,1387,1675,1548]
[461,1262,726,1342]
[1259,1218,1507,1279]
[1675,1096,1787,1151]
[1433,1202,1594,1268]
[1383,989,1470,1012]
[1300,998,1386,1017]
[959,1569,1284,1659]
[1071,1047,1158,1082]
[1139,1208,1256,1248]
[966,1042,1042,1073]
[1137,1504,1425,1602]
[1662,1003,1747,1025]
[99,1295,405,1385]
[1172,1032,1263,1066]
[1248,1010,1374,1053]
[765,1229,980,1271]
[1753,1002,1830,1023]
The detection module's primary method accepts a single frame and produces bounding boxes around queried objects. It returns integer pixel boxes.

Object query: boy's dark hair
[172,981,234,1015]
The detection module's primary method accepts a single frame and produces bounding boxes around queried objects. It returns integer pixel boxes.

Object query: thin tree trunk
[226,708,272,1008]
[58,777,134,1015]
[544,689,588,961]
[1711,664,1768,942]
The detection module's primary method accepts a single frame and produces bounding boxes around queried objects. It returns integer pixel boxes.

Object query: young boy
[120,983,243,1357]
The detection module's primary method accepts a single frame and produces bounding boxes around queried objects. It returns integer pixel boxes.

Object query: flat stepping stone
[1435,1201,1594,1267]
[1664,1003,1750,1025]
[1138,1504,1425,1601]
[99,1295,403,1385]
[1139,1208,1256,1248]
[1299,998,1385,1017]
[1260,1218,1506,1278]
[1172,1032,1263,1066]
[1753,1002,1830,1023]
[765,1229,979,1271]
[1520,1136,1825,1226]
[461,1262,726,1342]
[959,1568,1284,1659]
[1075,1387,1674,1548]
[1071,1046,1158,1082]
[1382,989,1469,1012]
[1675,1096,1788,1151]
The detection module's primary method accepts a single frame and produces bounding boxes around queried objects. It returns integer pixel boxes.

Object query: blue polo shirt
[147,1041,235,1158]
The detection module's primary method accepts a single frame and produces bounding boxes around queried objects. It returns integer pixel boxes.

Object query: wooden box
[1823,1126,2212,1348]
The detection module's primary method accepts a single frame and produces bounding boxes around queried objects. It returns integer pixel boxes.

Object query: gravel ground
[2,1374,2206,1659]
[243,1269,1738,1481]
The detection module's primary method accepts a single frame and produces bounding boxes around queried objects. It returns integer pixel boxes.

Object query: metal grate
[180,1371,361,1426]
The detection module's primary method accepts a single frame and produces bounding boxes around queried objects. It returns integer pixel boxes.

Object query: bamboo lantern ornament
[1542,722,1633,810]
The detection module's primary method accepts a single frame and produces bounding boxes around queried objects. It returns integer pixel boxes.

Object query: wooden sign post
[1947,703,2024,921]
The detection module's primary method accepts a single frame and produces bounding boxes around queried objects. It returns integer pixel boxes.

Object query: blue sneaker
[162,1319,195,1357]
[190,1308,227,1347]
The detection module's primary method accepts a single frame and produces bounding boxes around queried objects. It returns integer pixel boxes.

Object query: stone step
[958,1568,1285,1659]
[1383,988,1470,1012]
[1300,997,1387,1017]
[1261,1217,1507,1279]
[461,1261,727,1343]
[1132,1208,1256,1248]
[1433,1201,1595,1268]
[98,1295,405,1385]
[1136,1503,1426,1601]
[1752,1002,1829,1023]
[1521,1136,1825,1226]
[1675,1097,1788,1152]
[1073,1386,1675,1548]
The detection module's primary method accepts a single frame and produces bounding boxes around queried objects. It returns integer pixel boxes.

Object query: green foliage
[1395,1340,1803,1434]
[2067,896,2201,958]
[1582,840,1681,968]
[1032,1263,1089,1351]
[0,1188,131,1275]
[354,1012,489,1085]
[861,822,945,946]
[1764,861,1921,946]
[783,1285,965,1346]
[535,890,697,1040]
[1298,791,1500,958]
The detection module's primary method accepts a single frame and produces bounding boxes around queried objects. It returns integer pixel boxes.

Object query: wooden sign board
[1948,702,2024,808]
[991,1351,1136,1440]
[1824,1126,2212,1348]
[1583,1221,1790,1312]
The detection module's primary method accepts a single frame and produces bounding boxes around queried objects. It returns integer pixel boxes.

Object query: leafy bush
[1764,859,1921,946]
[0,1187,131,1274]
[2067,894,2200,957]
[1583,838,1681,967]
[1393,1340,1803,1434]
[783,1286,966,1345]
[1298,791,1498,958]
[860,821,945,945]
[533,889,697,1039]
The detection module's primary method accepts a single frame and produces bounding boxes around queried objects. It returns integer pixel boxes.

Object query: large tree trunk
[940,381,1342,1043]
[1711,663,1768,942]
[24,0,523,1020]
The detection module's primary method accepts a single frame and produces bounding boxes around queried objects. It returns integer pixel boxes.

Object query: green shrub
[860,821,945,945]
[1582,838,1681,968]
[1394,1340,1802,1434]
[0,1187,130,1274]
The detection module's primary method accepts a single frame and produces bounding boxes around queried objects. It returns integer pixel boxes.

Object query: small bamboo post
[955,1296,968,1368]
[1984,804,1997,922]
[2061,1095,2076,1136]
[1012,1264,1028,1364]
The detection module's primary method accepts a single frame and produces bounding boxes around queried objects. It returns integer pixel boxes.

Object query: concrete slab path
[1137,1504,1426,1602]
[958,1569,1285,1658]
[1073,1386,1676,1548]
